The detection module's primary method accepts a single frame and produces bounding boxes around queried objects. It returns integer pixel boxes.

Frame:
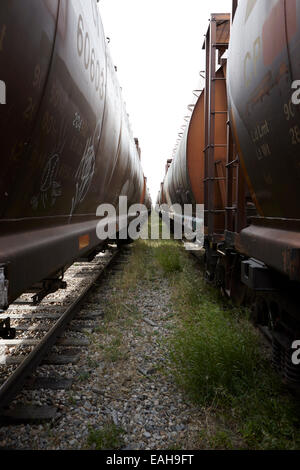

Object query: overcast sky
[99,0,232,202]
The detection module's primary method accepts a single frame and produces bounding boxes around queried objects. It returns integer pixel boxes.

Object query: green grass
[77,370,90,382]
[155,242,183,274]
[202,429,234,450]
[87,423,125,450]
[89,222,300,450]
[166,243,300,449]
[103,344,126,363]
[68,394,77,406]
[87,357,99,368]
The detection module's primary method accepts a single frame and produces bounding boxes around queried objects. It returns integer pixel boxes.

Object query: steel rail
[0,248,120,411]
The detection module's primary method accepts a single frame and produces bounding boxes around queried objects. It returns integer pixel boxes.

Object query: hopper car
[158,0,300,385]
[0,0,149,337]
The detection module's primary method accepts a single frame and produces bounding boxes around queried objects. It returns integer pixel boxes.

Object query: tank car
[228,0,300,271]
[0,0,147,327]
[227,0,300,383]
[159,14,230,237]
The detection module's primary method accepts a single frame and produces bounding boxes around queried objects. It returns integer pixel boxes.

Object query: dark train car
[228,0,300,277]
[227,0,300,383]
[158,2,300,384]
[0,0,147,314]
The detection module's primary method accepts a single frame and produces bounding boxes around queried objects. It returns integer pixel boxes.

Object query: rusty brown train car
[158,0,300,385]
[0,0,149,326]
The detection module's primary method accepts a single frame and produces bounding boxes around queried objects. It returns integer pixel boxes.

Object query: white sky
[99,0,232,202]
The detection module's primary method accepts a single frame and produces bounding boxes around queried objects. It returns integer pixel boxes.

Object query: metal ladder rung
[226,158,239,168]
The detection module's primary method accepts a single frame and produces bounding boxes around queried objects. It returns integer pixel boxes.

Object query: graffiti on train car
[31,153,63,210]
[69,119,101,218]
[31,121,68,210]
[0,80,5,104]
[70,137,96,217]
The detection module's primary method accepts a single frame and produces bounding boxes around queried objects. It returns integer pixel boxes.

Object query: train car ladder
[203,14,230,242]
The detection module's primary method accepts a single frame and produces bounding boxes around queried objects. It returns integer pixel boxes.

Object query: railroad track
[0,245,125,421]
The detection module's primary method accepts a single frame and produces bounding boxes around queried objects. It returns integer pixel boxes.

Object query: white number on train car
[77,14,105,100]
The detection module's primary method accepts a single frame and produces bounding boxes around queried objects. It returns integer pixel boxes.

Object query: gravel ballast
[0,243,203,450]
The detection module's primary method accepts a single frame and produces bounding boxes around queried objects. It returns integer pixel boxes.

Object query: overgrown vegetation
[91,216,300,449]
[163,241,300,450]
[87,422,125,450]
[155,243,183,274]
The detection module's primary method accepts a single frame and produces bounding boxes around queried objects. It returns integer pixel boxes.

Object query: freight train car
[158,1,300,385]
[227,0,300,384]
[0,0,148,334]
[159,14,229,236]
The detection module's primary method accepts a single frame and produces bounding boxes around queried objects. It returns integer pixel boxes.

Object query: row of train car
[0,0,151,335]
[157,0,300,385]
